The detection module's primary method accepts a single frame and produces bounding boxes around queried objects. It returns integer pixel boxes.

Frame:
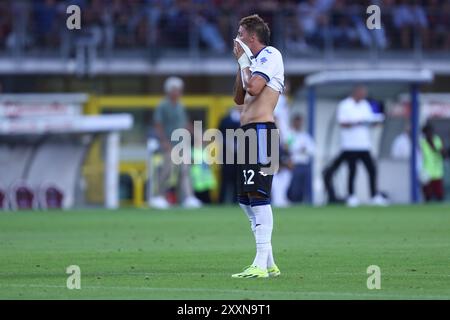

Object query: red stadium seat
[38,184,64,209]
[0,189,6,209]
[9,181,37,210]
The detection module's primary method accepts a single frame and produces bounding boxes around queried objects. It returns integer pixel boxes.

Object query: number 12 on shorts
[243,169,255,185]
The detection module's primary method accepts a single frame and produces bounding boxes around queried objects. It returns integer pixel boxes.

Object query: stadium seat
[9,181,38,210]
[25,138,90,209]
[0,188,7,210]
[38,183,65,210]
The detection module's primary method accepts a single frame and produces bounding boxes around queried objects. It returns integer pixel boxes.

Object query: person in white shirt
[390,125,423,175]
[335,85,387,207]
[391,125,414,160]
[273,80,291,145]
[272,80,293,207]
[391,131,411,159]
[286,114,315,203]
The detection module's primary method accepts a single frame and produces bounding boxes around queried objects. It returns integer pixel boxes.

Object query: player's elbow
[246,84,263,96]
[234,96,244,105]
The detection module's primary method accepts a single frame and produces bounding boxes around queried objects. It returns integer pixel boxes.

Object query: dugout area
[301,69,442,205]
[82,95,235,207]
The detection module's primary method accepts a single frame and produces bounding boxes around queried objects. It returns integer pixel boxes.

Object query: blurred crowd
[1,0,449,53]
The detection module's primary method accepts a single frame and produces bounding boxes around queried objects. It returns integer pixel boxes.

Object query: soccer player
[231,14,284,278]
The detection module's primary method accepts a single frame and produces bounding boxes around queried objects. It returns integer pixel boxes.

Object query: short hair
[239,14,270,45]
[164,76,184,94]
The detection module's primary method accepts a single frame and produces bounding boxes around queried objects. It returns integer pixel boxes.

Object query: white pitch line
[0,271,449,278]
[0,283,448,299]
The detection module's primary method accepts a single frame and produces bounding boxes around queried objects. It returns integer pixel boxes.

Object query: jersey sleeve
[251,48,282,83]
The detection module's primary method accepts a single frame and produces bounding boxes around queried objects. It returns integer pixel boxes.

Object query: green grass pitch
[0,205,449,299]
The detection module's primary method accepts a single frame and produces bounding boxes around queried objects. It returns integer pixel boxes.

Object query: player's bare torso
[240,86,280,125]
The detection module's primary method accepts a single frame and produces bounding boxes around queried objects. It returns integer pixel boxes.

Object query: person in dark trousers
[218,107,241,204]
[327,85,387,207]
[287,114,315,204]
[323,152,347,204]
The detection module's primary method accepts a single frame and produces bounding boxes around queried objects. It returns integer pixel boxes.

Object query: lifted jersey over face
[250,46,285,93]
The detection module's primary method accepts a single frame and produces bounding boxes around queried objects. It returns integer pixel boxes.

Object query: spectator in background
[190,130,217,204]
[286,114,315,204]
[284,13,311,54]
[331,11,359,48]
[33,0,61,48]
[161,0,191,48]
[272,80,293,207]
[334,85,387,207]
[427,0,450,50]
[393,0,429,49]
[349,0,387,49]
[3,0,450,54]
[297,0,327,49]
[218,107,241,204]
[390,125,423,179]
[0,2,12,50]
[391,125,412,160]
[420,123,445,202]
[274,79,291,145]
[150,76,202,209]
[195,1,226,53]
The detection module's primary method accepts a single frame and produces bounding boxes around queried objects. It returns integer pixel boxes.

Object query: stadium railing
[0,4,449,75]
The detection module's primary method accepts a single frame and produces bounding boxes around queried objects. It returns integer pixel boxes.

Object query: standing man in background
[336,85,387,207]
[287,114,315,204]
[272,79,293,207]
[218,107,241,204]
[149,76,202,209]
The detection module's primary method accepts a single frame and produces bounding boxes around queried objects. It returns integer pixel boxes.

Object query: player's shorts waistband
[240,122,277,131]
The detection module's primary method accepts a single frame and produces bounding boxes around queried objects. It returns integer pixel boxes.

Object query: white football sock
[239,203,256,233]
[267,243,276,268]
[241,204,275,268]
[251,204,273,270]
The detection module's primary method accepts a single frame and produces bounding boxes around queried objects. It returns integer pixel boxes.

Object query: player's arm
[233,40,267,98]
[233,67,245,105]
[240,67,267,97]
[340,121,357,128]
[339,115,356,127]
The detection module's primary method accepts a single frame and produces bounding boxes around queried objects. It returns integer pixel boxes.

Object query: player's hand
[233,40,244,60]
